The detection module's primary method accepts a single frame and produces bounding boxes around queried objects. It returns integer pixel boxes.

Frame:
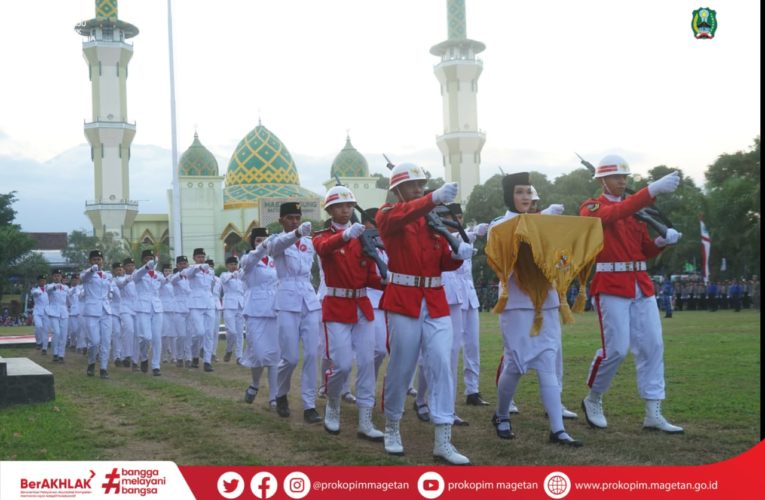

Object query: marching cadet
[170,256,192,368]
[109,263,125,366]
[377,163,473,465]
[361,208,391,384]
[159,264,177,363]
[208,259,224,363]
[182,249,215,371]
[580,155,684,434]
[133,250,165,376]
[221,256,245,364]
[66,274,83,352]
[488,172,581,446]
[30,274,50,354]
[114,258,138,368]
[313,186,385,440]
[240,228,280,409]
[80,250,112,379]
[267,202,323,424]
[45,269,69,363]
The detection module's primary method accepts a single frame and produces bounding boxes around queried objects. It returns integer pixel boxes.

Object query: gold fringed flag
[486,214,603,335]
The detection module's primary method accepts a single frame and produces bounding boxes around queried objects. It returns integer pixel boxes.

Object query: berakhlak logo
[416,471,444,499]
[282,471,311,500]
[102,468,120,494]
[543,471,571,499]
[217,471,245,499]
[250,472,278,499]
[692,7,717,39]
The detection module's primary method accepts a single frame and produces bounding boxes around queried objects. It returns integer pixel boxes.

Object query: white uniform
[80,266,113,371]
[45,283,69,359]
[240,246,280,402]
[182,263,214,364]
[30,285,50,351]
[108,281,123,362]
[114,274,138,364]
[221,268,245,361]
[269,231,321,410]
[67,284,84,350]
[159,277,177,362]
[169,271,192,362]
[210,275,223,360]
[366,247,389,380]
[489,210,566,432]
[456,256,482,396]
[133,264,165,370]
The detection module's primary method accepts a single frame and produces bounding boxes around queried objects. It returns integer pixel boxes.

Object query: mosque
[75,0,484,264]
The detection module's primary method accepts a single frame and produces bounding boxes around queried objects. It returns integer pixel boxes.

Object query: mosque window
[116,62,119,77]
[98,62,102,76]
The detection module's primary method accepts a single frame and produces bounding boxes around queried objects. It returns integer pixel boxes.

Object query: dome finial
[194,123,198,139]
[258,108,262,127]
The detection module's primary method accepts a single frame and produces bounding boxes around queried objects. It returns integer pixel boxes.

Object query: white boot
[357,407,384,442]
[581,392,607,429]
[433,424,471,465]
[384,419,404,455]
[643,400,684,434]
[509,399,520,414]
[323,397,341,435]
[562,406,578,419]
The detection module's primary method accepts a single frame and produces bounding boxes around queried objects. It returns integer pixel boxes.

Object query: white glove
[654,228,683,247]
[541,204,565,215]
[452,241,474,260]
[474,223,489,237]
[146,260,155,270]
[90,264,99,273]
[201,263,210,271]
[432,182,459,205]
[343,222,366,241]
[298,221,312,236]
[648,171,680,197]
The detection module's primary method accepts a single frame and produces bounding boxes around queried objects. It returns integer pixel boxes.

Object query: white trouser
[448,304,464,408]
[174,312,188,361]
[318,326,351,393]
[276,304,320,410]
[188,308,212,361]
[84,314,112,370]
[224,308,244,358]
[67,315,80,348]
[49,316,68,358]
[111,315,123,360]
[243,316,279,367]
[587,288,666,400]
[135,311,163,369]
[120,313,136,361]
[77,316,87,350]
[161,311,176,361]
[372,309,387,380]
[323,309,376,408]
[34,313,49,349]
[461,305,481,395]
[383,300,454,425]
[206,308,220,363]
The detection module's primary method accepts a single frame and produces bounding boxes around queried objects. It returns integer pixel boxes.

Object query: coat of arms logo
[692,8,717,39]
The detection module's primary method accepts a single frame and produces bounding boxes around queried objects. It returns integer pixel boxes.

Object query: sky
[0,0,760,233]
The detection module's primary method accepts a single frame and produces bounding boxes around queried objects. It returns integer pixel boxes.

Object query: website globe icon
[543,471,571,499]
[548,475,567,495]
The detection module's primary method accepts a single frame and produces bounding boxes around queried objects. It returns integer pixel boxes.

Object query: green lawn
[0,309,759,465]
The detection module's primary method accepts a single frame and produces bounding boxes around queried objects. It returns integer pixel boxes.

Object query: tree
[11,252,50,294]
[547,168,601,215]
[63,230,131,269]
[0,192,35,303]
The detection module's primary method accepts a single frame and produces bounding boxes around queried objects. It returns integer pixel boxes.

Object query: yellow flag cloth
[486,214,603,335]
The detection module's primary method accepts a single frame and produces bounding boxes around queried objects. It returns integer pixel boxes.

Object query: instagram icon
[283,471,311,499]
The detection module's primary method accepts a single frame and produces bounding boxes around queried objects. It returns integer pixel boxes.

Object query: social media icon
[543,471,572,499]
[417,471,444,499]
[283,471,311,499]
[217,472,245,499]
[250,472,278,499]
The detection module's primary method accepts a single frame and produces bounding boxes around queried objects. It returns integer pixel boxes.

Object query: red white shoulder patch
[586,203,600,212]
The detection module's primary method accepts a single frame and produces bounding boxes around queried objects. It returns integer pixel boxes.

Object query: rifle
[576,153,674,238]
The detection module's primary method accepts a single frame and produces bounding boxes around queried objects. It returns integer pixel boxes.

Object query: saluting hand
[648,171,680,197]
[343,223,366,241]
[432,182,459,205]
[298,221,312,237]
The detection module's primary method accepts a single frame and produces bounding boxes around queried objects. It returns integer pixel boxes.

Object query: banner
[699,219,711,284]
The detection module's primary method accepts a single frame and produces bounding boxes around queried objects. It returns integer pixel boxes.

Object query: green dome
[224,123,317,208]
[179,133,219,176]
[330,136,369,178]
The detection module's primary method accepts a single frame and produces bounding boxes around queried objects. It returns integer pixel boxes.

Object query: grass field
[0,309,760,465]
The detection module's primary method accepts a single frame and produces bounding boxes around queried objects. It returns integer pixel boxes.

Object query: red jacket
[313,226,383,323]
[580,187,664,299]
[376,193,463,318]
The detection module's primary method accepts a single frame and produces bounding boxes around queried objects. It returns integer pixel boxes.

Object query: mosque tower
[430,0,485,205]
[75,0,139,238]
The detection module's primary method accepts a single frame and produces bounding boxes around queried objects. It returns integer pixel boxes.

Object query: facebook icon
[250,472,277,499]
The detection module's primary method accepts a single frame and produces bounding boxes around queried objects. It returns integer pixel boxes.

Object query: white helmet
[388,162,429,190]
[594,154,631,178]
[530,186,540,201]
[324,185,357,208]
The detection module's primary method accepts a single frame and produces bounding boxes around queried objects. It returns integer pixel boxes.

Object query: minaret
[430,0,486,205]
[75,0,139,238]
